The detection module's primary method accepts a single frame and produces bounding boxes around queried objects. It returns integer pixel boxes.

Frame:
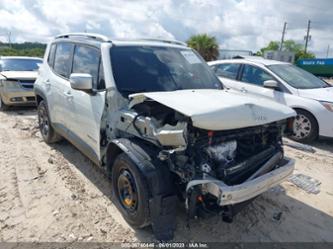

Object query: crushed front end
[180,123,295,220]
[112,95,295,222]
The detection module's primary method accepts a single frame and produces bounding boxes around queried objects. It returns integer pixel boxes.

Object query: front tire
[37,100,62,143]
[112,153,150,228]
[290,109,318,143]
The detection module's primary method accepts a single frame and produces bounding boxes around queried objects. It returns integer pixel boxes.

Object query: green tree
[283,40,303,53]
[187,34,219,61]
[0,42,46,57]
[283,40,315,61]
[257,41,280,56]
[295,50,315,61]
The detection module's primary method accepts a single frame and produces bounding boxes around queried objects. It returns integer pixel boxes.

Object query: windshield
[267,64,330,89]
[110,46,222,95]
[0,58,42,72]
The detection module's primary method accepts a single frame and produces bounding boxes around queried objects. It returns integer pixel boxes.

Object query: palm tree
[187,34,219,61]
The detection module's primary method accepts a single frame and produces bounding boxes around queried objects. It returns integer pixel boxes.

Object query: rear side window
[72,45,100,88]
[215,63,240,79]
[241,64,274,86]
[53,42,74,78]
[47,44,56,67]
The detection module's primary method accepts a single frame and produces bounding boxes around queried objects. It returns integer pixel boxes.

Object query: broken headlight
[2,80,19,89]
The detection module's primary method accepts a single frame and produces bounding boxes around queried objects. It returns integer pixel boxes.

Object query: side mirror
[263,80,279,89]
[69,73,93,92]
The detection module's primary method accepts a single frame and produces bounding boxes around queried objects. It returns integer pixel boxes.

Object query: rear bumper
[204,157,294,206]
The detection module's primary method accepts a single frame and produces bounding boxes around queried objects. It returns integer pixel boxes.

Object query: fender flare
[106,138,173,196]
[34,87,47,104]
[106,138,177,240]
[34,88,56,124]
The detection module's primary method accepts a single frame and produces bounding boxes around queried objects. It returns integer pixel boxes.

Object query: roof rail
[136,38,187,46]
[55,33,111,42]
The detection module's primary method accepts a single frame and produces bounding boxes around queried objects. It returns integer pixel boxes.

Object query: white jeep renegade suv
[35,33,295,240]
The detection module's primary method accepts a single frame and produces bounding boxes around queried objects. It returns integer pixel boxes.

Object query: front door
[238,64,286,103]
[67,44,106,162]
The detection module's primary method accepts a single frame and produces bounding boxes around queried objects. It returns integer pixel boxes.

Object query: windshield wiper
[120,88,149,94]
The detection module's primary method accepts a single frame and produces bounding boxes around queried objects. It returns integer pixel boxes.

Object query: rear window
[214,63,240,79]
[47,44,57,67]
[53,42,74,78]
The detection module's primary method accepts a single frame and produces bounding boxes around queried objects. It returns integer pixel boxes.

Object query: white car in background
[208,57,333,143]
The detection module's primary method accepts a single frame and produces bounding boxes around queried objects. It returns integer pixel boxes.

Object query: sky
[0,0,332,57]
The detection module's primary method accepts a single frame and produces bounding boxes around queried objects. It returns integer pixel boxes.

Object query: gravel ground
[0,108,332,242]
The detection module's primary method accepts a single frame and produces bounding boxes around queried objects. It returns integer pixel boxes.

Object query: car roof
[208,56,290,66]
[52,33,188,49]
[0,56,43,60]
[111,40,188,49]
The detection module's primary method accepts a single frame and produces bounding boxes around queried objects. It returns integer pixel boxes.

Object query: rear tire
[112,153,150,228]
[0,96,9,111]
[290,109,318,143]
[37,100,62,143]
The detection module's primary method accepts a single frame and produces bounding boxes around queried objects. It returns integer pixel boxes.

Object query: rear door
[67,44,106,163]
[51,42,75,131]
[40,43,57,122]
[211,63,244,91]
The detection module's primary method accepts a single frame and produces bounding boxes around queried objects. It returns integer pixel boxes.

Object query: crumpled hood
[130,89,296,131]
[0,71,38,80]
[297,87,333,102]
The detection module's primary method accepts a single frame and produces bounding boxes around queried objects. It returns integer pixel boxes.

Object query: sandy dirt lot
[0,108,333,242]
[324,78,333,85]
[326,79,333,85]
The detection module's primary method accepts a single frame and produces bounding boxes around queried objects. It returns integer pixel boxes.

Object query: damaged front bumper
[0,81,36,106]
[198,157,294,206]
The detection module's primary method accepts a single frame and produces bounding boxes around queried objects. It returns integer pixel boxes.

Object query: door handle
[241,87,248,93]
[45,80,51,86]
[63,91,73,100]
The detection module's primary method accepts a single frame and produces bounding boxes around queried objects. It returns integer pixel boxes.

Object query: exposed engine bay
[114,99,293,217]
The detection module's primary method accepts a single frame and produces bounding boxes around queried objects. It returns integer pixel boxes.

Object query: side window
[241,64,274,86]
[54,43,74,78]
[72,45,100,89]
[215,63,240,79]
[47,44,56,67]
